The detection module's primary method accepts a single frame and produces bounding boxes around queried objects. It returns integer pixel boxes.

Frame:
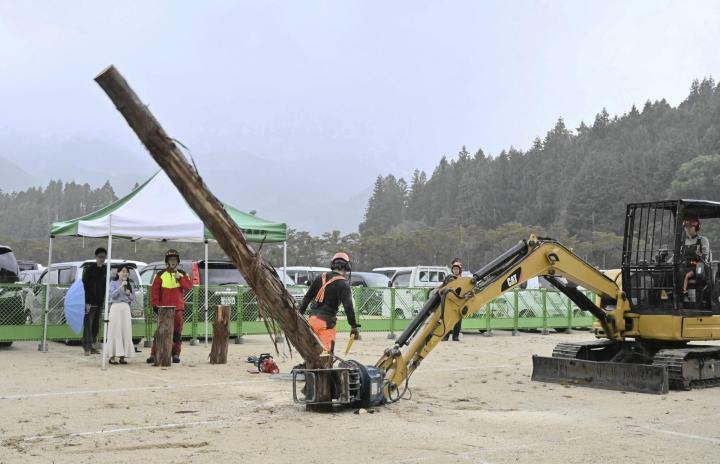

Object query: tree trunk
[154,306,175,367]
[94,66,328,371]
[209,305,230,364]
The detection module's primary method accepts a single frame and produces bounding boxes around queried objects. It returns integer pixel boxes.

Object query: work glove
[350,326,361,339]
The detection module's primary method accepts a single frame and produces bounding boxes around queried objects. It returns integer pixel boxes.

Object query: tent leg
[101,216,113,370]
[275,241,288,345]
[283,241,288,287]
[39,236,54,352]
[204,241,209,345]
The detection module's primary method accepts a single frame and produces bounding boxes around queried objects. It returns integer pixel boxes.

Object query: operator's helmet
[165,249,181,264]
[330,252,351,271]
[683,217,701,231]
[451,258,464,272]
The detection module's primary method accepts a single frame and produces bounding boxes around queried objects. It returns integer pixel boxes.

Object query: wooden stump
[154,306,175,367]
[209,305,231,364]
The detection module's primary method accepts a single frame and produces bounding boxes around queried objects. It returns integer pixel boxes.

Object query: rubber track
[551,340,616,359]
[653,346,720,390]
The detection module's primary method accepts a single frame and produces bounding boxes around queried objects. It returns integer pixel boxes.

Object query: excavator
[292,200,720,407]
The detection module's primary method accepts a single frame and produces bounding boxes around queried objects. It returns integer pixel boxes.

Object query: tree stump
[154,306,175,367]
[209,305,231,364]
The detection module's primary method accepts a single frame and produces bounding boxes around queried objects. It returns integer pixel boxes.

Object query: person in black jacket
[81,247,107,355]
[442,258,464,342]
[298,252,360,352]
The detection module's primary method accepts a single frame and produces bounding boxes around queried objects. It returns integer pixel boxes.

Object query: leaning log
[94,66,328,373]
[209,305,230,364]
[154,306,175,367]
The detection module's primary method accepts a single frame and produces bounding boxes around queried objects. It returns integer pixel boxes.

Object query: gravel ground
[1,330,719,464]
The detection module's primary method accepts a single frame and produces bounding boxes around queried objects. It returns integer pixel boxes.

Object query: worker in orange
[146,249,192,364]
[298,252,360,352]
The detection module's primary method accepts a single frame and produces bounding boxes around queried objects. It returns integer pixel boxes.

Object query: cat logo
[501,267,522,291]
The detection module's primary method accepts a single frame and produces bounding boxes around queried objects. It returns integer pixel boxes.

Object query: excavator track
[534,340,720,394]
[652,346,720,390]
[551,339,619,359]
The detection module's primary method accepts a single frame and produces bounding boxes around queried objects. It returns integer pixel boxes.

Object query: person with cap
[298,252,360,352]
[81,247,107,355]
[679,217,712,302]
[146,249,192,364]
[442,258,464,341]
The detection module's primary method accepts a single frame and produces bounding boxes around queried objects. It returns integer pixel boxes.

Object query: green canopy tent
[42,172,288,367]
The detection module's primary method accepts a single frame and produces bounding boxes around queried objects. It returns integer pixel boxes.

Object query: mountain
[0,135,374,234]
[0,156,35,193]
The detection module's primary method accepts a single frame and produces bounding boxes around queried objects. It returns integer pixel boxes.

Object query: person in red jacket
[146,249,192,364]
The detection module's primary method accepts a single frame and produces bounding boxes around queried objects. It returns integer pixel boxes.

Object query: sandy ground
[1,330,720,464]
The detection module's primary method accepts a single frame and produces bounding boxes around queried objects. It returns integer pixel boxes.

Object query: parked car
[0,245,21,346]
[17,260,43,272]
[371,267,401,279]
[277,266,331,286]
[19,269,44,284]
[389,266,451,318]
[0,245,19,283]
[30,260,147,326]
[390,266,450,288]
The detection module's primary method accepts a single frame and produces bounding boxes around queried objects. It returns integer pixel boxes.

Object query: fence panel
[0,284,598,342]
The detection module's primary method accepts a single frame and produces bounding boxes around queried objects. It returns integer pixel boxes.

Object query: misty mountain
[0,156,35,193]
[0,135,372,234]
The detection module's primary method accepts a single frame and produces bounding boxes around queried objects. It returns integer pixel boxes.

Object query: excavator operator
[298,252,360,352]
[680,217,712,302]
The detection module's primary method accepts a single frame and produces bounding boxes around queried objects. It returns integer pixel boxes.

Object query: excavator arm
[292,235,640,407]
[374,235,629,400]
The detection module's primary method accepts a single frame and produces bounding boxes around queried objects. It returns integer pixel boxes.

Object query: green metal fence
[0,283,596,345]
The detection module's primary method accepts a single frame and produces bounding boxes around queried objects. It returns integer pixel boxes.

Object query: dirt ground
[1,330,720,464]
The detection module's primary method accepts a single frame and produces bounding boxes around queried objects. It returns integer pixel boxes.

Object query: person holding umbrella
[106,265,136,365]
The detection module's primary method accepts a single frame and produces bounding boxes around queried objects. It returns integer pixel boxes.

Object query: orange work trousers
[308,316,337,352]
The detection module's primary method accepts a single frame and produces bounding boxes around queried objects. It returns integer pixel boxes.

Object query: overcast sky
[1,1,720,230]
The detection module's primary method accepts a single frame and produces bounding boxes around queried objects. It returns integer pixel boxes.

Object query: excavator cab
[622,200,720,314]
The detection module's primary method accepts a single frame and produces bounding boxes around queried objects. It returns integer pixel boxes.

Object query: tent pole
[39,235,54,352]
[283,241,288,287]
[204,241,209,345]
[101,215,113,370]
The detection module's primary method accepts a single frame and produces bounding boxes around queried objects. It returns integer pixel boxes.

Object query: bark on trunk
[154,306,175,367]
[209,305,230,364]
[94,65,328,369]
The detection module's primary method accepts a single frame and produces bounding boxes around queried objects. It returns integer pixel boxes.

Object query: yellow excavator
[293,200,720,407]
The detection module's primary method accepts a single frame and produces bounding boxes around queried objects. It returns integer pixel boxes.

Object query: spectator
[442,258,464,342]
[81,247,107,355]
[106,265,136,365]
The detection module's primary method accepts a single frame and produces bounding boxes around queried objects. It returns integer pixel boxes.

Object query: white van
[276,266,331,286]
[390,266,451,288]
[388,266,451,319]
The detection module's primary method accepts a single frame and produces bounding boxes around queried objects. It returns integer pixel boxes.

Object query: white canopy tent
[44,172,288,368]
